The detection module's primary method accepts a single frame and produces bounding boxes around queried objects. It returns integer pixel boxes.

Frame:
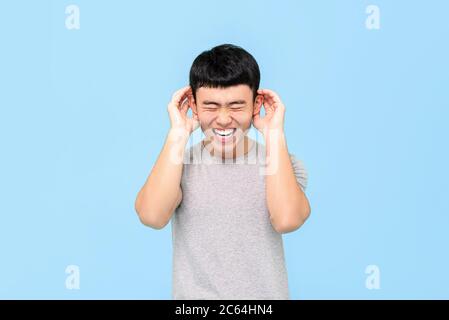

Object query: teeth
[213,129,235,136]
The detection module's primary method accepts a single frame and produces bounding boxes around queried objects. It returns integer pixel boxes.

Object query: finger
[261,95,274,111]
[180,98,189,115]
[173,86,190,101]
[172,86,192,107]
[257,88,278,100]
[264,95,274,108]
[257,90,272,108]
[266,95,279,111]
[177,91,192,108]
[180,90,194,109]
[258,88,281,104]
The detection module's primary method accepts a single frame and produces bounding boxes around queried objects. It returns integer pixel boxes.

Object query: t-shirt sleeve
[289,153,308,192]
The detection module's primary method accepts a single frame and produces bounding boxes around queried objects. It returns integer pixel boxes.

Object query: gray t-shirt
[171,138,308,299]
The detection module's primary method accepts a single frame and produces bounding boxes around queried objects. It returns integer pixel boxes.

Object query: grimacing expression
[188,84,263,153]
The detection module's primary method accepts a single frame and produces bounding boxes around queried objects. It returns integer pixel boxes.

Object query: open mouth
[212,128,237,142]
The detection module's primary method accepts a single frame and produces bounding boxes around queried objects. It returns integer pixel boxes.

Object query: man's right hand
[167,85,200,136]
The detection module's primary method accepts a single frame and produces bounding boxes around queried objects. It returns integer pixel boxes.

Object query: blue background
[0,0,448,299]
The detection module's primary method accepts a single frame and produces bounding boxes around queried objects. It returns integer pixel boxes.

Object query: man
[135,44,311,299]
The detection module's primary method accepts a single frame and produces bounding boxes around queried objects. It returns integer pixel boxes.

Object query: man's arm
[252,88,311,234]
[135,85,198,229]
[265,130,311,234]
[135,130,188,229]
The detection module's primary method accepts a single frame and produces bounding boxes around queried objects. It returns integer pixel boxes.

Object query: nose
[216,108,232,127]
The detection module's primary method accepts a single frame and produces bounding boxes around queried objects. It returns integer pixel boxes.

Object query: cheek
[198,113,213,124]
[197,113,213,132]
[235,111,253,124]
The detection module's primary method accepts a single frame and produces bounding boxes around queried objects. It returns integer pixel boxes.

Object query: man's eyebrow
[228,100,246,105]
[202,100,220,105]
[202,100,247,105]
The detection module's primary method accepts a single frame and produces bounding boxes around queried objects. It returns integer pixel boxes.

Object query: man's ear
[188,94,198,116]
[253,94,264,116]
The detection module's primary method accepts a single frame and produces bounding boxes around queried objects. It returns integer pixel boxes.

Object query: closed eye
[201,101,246,111]
[229,102,246,109]
[201,102,219,110]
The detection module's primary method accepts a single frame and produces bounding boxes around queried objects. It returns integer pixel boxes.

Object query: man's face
[189,84,263,156]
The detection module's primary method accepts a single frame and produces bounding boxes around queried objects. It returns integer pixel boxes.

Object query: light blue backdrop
[0,0,448,299]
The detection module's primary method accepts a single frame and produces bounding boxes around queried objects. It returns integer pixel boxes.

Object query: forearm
[265,130,310,233]
[135,128,189,228]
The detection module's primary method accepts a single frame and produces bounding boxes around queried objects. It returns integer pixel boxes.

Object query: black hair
[189,44,260,102]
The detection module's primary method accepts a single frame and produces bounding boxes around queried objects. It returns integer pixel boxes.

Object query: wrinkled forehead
[196,84,253,104]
